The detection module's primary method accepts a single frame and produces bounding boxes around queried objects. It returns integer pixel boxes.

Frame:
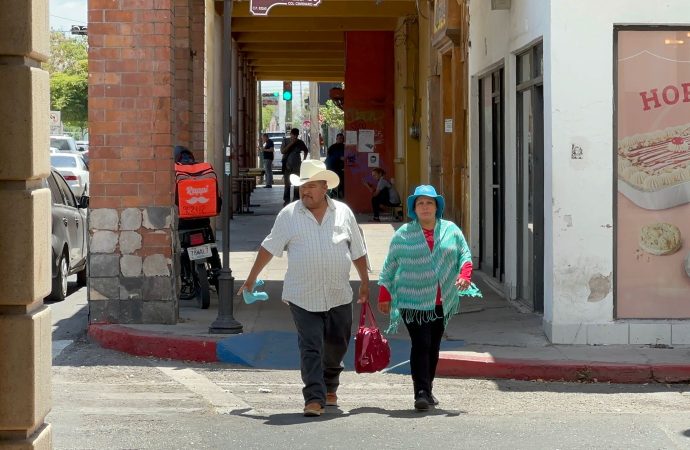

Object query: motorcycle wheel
[195,261,210,309]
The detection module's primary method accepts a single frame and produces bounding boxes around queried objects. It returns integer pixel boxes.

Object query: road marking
[155,363,253,414]
[52,340,72,359]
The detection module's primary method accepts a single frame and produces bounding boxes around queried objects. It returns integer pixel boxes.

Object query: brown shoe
[325,392,338,407]
[303,402,325,417]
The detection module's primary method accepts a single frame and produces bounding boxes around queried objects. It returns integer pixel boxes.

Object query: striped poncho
[378,219,482,333]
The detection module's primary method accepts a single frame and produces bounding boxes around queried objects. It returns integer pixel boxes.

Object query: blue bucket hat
[407,185,445,220]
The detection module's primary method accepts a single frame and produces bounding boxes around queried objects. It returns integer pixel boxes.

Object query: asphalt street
[47,286,690,450]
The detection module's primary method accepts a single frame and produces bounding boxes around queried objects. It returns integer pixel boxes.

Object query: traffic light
[282,81,293,101]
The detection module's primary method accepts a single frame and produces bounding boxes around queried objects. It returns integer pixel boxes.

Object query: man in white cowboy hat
[238,159,370,417]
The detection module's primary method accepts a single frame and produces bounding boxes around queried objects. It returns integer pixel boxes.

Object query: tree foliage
[261,105,277,131]
[47,32,88,130]
[319,100,344,131]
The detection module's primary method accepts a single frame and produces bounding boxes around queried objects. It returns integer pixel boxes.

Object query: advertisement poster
[616,29,690,318]
[358,129,375,153]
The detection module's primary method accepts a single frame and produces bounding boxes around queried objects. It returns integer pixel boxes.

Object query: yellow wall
[417,1,432,187]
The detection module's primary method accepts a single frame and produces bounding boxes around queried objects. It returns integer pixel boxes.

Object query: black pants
[371,187,398,218]
[289,302,353,407]
[283,171,300,204]
[402,305,445,397]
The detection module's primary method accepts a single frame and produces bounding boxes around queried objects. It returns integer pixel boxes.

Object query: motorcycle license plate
[188,244,212,261]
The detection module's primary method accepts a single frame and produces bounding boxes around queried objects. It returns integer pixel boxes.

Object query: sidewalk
[89,179,690,383]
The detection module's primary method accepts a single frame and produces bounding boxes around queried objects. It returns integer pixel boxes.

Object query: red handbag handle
[359,302,378,328]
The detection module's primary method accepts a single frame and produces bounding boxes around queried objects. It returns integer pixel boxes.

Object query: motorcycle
[179,218,221,309]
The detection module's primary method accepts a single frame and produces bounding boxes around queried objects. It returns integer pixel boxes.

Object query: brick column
[88,0,177,324]
[191,0,207,158]
[0,0,53,447]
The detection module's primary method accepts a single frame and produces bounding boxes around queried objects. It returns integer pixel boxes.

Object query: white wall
[470,0,690,344]
[547,0,690,344]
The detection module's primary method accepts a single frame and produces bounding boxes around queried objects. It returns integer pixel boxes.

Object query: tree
[261,105,277,131]
[47,32,88,132]
[319,100,344,131]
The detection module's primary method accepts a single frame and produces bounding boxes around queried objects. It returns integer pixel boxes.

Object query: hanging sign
[250,0,321,16]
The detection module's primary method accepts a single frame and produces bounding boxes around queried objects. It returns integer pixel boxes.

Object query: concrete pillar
[0,0,54,447]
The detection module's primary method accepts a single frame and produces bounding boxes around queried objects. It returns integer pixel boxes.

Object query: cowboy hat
[289,160,340,189]
[407,185,445,220]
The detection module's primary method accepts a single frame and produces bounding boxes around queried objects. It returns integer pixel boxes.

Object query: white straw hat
[289,159,340,189]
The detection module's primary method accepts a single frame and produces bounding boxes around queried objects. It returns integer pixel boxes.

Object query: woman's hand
[236,279,255,296]
[455,277,471,290]
[378,302,391,314]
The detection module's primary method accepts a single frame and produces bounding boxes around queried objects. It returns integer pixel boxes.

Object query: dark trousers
[283,171,300,203]
[402,305,445,397]
[372,187,398,218]
[289,302,353,407]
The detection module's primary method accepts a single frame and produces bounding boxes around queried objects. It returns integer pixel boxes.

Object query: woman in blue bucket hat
[377,185,481,411]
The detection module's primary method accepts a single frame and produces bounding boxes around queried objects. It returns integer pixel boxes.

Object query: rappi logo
[184,185,210,205]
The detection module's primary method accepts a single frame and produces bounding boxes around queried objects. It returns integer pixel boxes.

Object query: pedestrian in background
[377,185,481,411]
[363,168,401,222]
[325,132,345,198]
[238,160,370,417]
[260,133,274,188]
[281,128,309,206]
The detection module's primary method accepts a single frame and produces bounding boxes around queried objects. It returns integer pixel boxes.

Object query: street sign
[50,111,63,135]
[250,0,321,16]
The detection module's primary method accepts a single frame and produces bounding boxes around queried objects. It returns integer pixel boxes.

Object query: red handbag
[354,302,391,373]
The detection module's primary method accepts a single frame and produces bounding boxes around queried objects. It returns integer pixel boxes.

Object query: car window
[51,155,78,168]
[50,137,76,151]
[47,173,66,205]
[53,172,78,207]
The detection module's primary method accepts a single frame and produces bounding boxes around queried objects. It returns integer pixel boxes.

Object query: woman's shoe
[414,391,430,411]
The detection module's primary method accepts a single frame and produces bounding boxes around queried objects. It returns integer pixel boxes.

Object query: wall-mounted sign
[250,0,321,16]
[444,118,453,133]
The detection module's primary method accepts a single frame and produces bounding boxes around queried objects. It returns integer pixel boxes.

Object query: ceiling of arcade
[221,0,418,81]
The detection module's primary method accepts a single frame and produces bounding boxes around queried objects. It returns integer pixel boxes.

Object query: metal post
[210,0,242,334]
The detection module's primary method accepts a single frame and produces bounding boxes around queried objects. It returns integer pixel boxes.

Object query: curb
[436,352,690,384]
[88,324,218,363]
[88,324,690,384]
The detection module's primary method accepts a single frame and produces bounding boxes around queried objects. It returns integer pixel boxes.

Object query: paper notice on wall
[358,129,375,152]
[368,152,380,168]
[345,130,357,145]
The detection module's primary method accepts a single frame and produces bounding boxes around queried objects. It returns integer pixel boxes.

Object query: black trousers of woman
[402,305,445,400]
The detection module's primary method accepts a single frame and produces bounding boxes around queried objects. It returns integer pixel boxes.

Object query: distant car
[75,140,89,152]
[50,135,78,152]
[51,153,89,197]
[46,169,88,301]
[265,131,286,173]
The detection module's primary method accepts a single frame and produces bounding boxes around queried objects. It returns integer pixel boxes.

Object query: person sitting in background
[362,168,401,222]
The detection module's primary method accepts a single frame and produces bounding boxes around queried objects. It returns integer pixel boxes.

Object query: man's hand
[236,279,255,296]
[378,301,391,314]
[357,283,369,304]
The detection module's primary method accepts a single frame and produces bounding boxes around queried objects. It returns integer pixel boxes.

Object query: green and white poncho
[378,219,482,333]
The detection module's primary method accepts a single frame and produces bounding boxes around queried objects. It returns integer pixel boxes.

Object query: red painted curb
[437,352,690,383]
[88,324,218,363]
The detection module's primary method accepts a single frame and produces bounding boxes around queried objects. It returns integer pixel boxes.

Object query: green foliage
[319,100,344,131]
[47,32,88,130]
[261,105,277,131]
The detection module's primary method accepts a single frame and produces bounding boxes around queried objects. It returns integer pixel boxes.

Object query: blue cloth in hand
[242,279,269,304]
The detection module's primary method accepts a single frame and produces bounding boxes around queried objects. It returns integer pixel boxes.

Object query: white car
[50,135,78,152]
[50,153,89,198]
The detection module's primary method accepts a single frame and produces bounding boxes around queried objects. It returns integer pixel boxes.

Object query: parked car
[50,153,89,197]
[266,131,286,173]
[50,135,78,152]
[46,169,88,301]
[75,140,89,152]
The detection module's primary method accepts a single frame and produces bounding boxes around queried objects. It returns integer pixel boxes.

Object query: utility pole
[309,81,319,159]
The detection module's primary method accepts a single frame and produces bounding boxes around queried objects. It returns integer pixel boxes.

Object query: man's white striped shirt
[261,197,367,312]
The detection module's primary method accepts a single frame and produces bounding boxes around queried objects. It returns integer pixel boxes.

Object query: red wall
[343,31,395,213]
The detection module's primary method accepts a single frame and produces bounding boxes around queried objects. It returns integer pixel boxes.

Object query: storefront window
[615,28,690,318]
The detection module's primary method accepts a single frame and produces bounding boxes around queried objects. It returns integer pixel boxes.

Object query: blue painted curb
[216,331,464,375]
